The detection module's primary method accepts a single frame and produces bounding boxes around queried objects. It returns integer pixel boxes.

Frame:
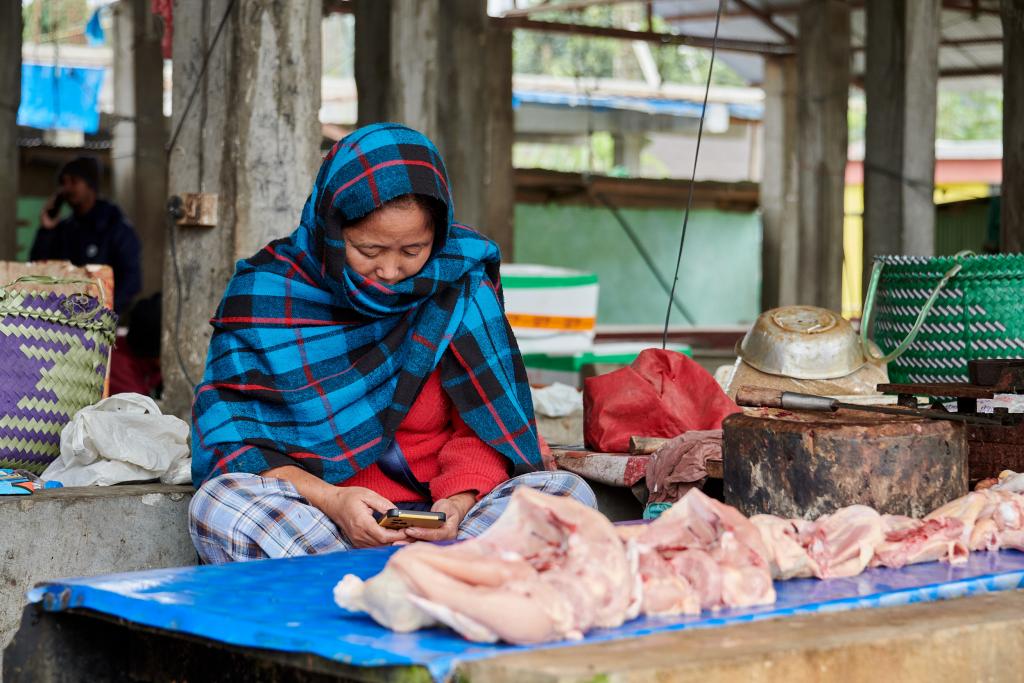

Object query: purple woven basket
[0,278,118,474]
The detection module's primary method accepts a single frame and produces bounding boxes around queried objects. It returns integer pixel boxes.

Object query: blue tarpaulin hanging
[17,63,105,134]
[85,9,106,46]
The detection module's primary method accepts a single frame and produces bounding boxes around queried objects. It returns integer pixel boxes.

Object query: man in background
[31,156,142,314]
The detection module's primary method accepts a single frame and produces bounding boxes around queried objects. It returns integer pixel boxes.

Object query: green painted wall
[513,203,762,327]
[17,197,47,261]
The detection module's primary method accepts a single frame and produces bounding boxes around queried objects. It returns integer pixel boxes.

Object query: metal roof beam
[728,0,797,43]
[501,0,646,17]
[496,16,795,54]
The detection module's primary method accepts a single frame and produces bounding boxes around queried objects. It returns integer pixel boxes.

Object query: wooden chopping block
[722,408,968,519]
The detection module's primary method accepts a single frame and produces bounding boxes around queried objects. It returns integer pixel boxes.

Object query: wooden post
[354,0,516,258]
[160,0,322,417]
[760,55,799,310]
[0,0,22,261]
[796,0,850,312]
[863,0,940,280]
[1003,0,1024,252]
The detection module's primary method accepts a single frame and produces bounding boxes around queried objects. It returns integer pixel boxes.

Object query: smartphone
[47,194,65,219]
[376,509,446,530]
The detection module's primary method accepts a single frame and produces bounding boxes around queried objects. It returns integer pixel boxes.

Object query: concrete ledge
[0,484,195,671]
[458,590,1024,682]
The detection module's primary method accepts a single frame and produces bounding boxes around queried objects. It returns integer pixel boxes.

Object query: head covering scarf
[191,123,542,488]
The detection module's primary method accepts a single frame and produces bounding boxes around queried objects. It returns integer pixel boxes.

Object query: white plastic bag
[41,393,191,486]
[531,382,583,418]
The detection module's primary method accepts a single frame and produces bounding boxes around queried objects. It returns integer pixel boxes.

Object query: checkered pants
[189,471,596,564]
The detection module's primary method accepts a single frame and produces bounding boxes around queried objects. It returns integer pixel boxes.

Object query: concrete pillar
[160,0,322,418]
[863,0,939,279]
[796,0,850,312]
[1002,0,1024,252]
[760,56,800,310]
[355,0,515,259]
[111,0,167,297]
[0,1,22,261]
[613,133,646,176]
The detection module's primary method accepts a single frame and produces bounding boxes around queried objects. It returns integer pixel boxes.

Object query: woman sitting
[189,123,595,563]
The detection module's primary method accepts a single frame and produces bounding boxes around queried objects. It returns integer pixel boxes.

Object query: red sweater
[342,369,511,503]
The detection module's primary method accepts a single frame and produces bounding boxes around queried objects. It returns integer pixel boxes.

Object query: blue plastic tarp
[512,89,764,120]
[28,548,1024,682]
[85,9,106,46]
[18,63,105,134]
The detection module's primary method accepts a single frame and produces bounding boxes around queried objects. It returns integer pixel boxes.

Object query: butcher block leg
[457,590,1024,682]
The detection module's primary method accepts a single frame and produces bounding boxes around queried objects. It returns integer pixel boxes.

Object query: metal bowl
[736,306,866,380]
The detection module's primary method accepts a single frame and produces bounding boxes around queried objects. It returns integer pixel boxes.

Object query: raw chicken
[631,488,775,614]
[924,489,1024,552]
[804,505,884,578]
[337,479,1024,645]
[871,515,967,568]
[926,490,1002,550]
[750,515,819,579]
[334,486,638,644]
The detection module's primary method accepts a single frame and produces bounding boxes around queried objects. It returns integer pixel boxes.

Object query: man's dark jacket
[30,199,142,314]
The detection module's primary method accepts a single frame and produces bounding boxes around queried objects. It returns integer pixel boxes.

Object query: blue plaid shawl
[191,123,542,488]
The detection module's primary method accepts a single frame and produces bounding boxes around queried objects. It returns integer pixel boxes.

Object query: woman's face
[342,203,435,286]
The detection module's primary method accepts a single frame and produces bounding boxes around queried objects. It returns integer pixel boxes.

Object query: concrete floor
[0,484,195,675]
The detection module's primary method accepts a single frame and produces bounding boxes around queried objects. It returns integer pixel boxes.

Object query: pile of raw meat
[335,472,1024,645]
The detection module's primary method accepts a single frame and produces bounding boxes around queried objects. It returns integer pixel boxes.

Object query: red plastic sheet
[583,348,741,452]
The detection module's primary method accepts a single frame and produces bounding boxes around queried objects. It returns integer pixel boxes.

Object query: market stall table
[6,543,1024,682]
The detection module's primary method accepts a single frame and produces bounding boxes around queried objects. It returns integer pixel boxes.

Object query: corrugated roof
[651,0,1003,86]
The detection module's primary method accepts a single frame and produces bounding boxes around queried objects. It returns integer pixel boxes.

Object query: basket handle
[860,250,973,364]
[2,275,107,308]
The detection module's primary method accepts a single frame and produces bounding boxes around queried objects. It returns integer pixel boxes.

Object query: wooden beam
[938,65,1004,77]
[661,0,1000,21]
[501,0,645,17]
[497,16,794,54]
[513,168,761,212]
[853,35,1003,51]
[942,0,1003,15]
[662,1,857,22]
[322,0,353,14]
[730,0,797,43]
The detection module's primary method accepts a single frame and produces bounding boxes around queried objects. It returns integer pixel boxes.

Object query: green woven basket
[862,253,1024,384]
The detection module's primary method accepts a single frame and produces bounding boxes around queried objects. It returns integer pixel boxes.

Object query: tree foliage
[936,89,1002,141]
[22,0,89,44]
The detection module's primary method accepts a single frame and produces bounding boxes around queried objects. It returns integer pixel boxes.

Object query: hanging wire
[661,0,725,349]
[593,192,696,325]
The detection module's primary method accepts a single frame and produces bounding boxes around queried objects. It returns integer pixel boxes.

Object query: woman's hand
[318,486,408,548]
[404,491,477,543]
[262,465,406,548]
